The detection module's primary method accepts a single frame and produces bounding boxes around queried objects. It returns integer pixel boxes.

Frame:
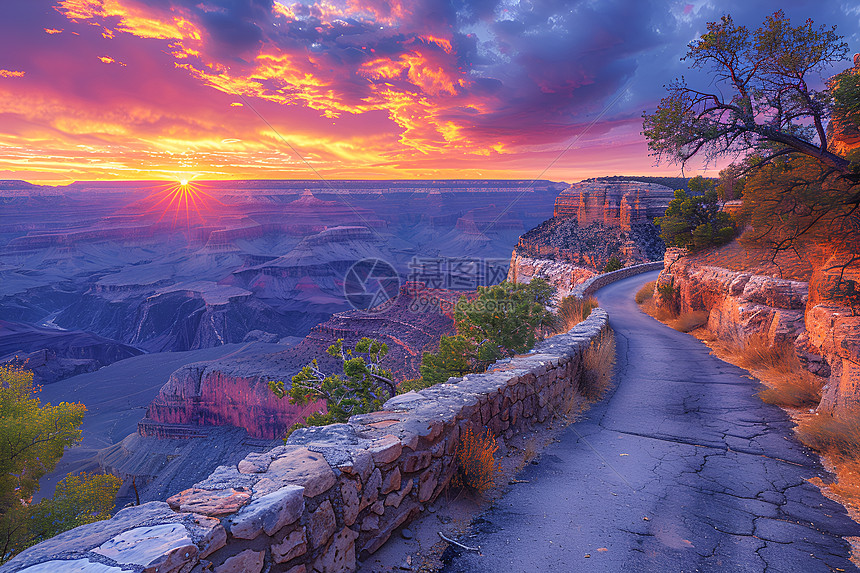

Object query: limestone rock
[16,560,124,573]
[167,487,251,516]
[368,435,402,465]
[309,500,337,548]
[272,527,308,563]
[312,527,358,573]
[215,549,263,573]
[258,448,336,498]
[228,485,304,539]
[92,523,196,572]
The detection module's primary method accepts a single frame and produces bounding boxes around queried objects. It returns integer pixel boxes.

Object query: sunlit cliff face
[0,1,856,183]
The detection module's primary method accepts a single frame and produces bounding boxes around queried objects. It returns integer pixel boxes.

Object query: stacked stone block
[3,312,610,573]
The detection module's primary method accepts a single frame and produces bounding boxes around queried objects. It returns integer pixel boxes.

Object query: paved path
[442,271,860,573]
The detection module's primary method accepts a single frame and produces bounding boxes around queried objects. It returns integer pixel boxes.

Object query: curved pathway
[442,271,860,573]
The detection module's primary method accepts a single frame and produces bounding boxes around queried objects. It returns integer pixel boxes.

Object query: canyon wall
[3,310,609,573]
[655,248,860,415]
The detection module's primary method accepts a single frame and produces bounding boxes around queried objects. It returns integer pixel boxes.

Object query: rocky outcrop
[514,217,664,270]
[507,254,596,299]
[0,320,142,383]
[142,285,459,441]
[553,180,675,229]
[656,249,860,416]
[3,310,609,573]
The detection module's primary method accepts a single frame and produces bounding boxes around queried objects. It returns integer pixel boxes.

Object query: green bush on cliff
[603,256,623,272]
[269,337,396,431]
[654,187,734,250]
[403,279,558,394]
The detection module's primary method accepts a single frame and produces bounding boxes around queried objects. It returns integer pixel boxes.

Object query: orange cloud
[0,70,25,78]
[44,28,64,34]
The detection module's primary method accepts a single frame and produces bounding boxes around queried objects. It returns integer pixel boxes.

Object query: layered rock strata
[655,249,860,416]
[3,310,609,573]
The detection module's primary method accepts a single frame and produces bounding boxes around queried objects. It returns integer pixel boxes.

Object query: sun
[136,177,224,229]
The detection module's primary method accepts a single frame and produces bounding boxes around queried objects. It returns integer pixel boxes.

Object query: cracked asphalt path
[441,271,860,573]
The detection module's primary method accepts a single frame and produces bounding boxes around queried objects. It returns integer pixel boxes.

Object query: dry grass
[635,281,656,304]
[666,311,709,333]
[557,295,599,332]
[578,329,617,401]
[797,412,860,511]
[453,427,502,494]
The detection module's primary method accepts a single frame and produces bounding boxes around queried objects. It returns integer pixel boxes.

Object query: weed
[635,281,656,304]
[667,311,709,333]
[453,426,502,494]
[557,296,599,333]
[797,412,860,462]
[758,375,823,409]
[578,329,617,401]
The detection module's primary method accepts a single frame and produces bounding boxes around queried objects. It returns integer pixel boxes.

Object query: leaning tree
[643,11,858,187]
[643,10,860,289]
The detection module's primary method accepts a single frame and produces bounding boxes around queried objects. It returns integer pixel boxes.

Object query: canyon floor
[441,271,860,573]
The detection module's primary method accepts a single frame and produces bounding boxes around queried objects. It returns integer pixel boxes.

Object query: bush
[758,376,823,409]
[654,187,734,250]
[556,296,598,333]
[603,256,623,272]
[635,281,656,304]
[668,311,708,333]
[578,329,616,401]
[270,338,395,430]
[797,412,860,462]
[453,427,501,494]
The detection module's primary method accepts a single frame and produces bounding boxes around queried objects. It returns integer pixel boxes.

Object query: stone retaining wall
[2,310,610,573]
[572,261,664,299]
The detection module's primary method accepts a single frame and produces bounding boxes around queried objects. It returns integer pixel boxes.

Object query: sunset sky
[1,1,858,185]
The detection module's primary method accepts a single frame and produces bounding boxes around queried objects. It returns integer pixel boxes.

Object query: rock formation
[553,179,675,230]
[0,320,142,383]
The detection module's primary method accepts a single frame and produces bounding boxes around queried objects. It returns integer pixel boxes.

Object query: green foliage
[0,365,117,562]
[269,337,395,430]
[603,256,623,273]
[414,279,558,392]
[832,67,860,136]
[656,282,675,303]
[654,188,734,250]
[28,473,122,546]
[418,334,475,388]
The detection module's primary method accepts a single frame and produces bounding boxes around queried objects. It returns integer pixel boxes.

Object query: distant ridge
[585,175,716,193]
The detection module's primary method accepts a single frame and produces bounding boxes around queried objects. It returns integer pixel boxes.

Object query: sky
[0,0,858,185]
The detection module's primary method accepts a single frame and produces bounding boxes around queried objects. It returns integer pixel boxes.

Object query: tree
[0,365,120,562]
[415,280,558,390]
[655,188,735,250]
[642,12,857,188]
[269,337,396,429]
[28,472,122,547]
[453,279,557,366]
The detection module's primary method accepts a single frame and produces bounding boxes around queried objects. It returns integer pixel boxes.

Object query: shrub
[797,412,860,462]
[453,426,502,494]
[667,310,708,333]
[603,256,623,272]
[578,329,616,401]
[635,281,656,304]
[270,337,395,429]
[758,376,823,409]
[654,188,735,250]
[556,296,598,333]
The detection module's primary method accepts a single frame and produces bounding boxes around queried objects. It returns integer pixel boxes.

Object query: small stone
[272,528,307,563]
[371,500,385,515]
[229,485,304,539]
[400,528,414,540]
[260,449,336,498]
[215,549,264,573]
[167,487,251,517]
[369,435,402,465]
[309,499,337,547]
